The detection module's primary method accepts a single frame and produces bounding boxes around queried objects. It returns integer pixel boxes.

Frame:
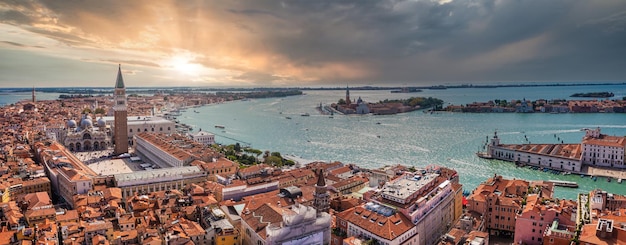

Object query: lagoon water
[3,84,626,199]
[179,84,626,199]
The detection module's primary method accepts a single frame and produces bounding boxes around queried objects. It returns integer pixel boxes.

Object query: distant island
[570,92,614,98]
[390,87,422,93]
[326,86,443,115]
[443,98,626,113]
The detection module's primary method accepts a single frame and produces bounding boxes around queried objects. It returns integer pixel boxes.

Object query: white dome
[67,120,77,128]
[80,117,93,129]
[97,117,106,127]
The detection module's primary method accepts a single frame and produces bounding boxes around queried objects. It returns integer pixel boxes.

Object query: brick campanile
[113,64,129,155]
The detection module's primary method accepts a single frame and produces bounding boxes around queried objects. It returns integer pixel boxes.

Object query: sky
[1,0,626,88]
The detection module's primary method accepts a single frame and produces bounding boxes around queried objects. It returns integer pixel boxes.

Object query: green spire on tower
[115,64,125,88]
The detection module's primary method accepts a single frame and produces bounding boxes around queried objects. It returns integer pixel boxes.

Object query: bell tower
[113,64,129,155]
[314,169,330,214]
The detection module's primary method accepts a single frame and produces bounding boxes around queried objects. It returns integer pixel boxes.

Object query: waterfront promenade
[584,166,626,181]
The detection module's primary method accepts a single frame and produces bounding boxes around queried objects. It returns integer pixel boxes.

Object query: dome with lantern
[80,115,93,129]
[67,119,77,128]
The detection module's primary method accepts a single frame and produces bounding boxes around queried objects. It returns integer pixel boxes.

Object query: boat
[376,122,381,125]
[285,117,292,119]
[618,178,623,183]
[548,180,579,188]
[475,151,493,159]
[194,110,199,113]
[301,113,310,117]
[215,125,225,129]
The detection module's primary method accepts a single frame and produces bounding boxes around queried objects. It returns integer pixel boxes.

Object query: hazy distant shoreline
[1,81,625,94]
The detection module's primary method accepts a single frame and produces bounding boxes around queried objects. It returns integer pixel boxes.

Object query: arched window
[160,127,163,131]
[129,129,133,133]
[151,128,154,132]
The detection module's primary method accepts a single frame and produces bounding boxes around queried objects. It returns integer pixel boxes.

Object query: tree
[265,156,283,166]
[82,108,92,114]
[284,159,296,166]
[94,107,106,115]
[263,150,270,158]
[338,98,346,105]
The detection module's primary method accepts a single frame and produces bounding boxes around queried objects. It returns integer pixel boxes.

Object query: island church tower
[113,65,129,155]
[345,85,351,105]
[313,169,330,214]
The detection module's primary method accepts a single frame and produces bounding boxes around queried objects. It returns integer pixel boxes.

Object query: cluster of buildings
[445,98,626,113]
[444,174,626,245]
[3,66,626,245]
[483,127,626,178]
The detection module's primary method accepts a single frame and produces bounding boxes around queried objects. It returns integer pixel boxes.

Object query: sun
[167,54,203,76]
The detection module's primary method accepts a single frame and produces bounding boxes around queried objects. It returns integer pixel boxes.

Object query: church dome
[80,117,93,129]
[97,117,106,127]
[67,120,77,128]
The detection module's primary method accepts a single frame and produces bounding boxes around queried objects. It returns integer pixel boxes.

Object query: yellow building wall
[1,189,10,203]
[453,187,464,225]
[216,232,240,245]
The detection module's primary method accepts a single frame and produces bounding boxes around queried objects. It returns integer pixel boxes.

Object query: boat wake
[449,158,471,166]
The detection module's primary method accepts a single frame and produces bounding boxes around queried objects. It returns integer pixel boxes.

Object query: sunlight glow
[166,54,203,76]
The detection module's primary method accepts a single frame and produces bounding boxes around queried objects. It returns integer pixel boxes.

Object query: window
[130,129,133,132]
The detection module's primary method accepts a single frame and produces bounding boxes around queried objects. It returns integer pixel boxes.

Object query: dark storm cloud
[0,10,34,25]
[1,0,626,86]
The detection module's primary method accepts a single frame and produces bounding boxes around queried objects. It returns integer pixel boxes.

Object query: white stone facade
[190,131,215,145]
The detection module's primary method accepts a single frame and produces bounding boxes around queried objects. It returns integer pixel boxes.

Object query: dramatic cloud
[0,0,625,87]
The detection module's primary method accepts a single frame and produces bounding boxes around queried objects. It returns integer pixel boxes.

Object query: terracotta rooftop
[336,205,415,241]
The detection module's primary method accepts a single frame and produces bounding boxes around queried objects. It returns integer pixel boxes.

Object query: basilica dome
[80,117,93,129]
[97,117,107,127]
[67,120,77,128]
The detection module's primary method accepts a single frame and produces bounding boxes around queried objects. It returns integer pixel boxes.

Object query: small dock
[548,180,579,188]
